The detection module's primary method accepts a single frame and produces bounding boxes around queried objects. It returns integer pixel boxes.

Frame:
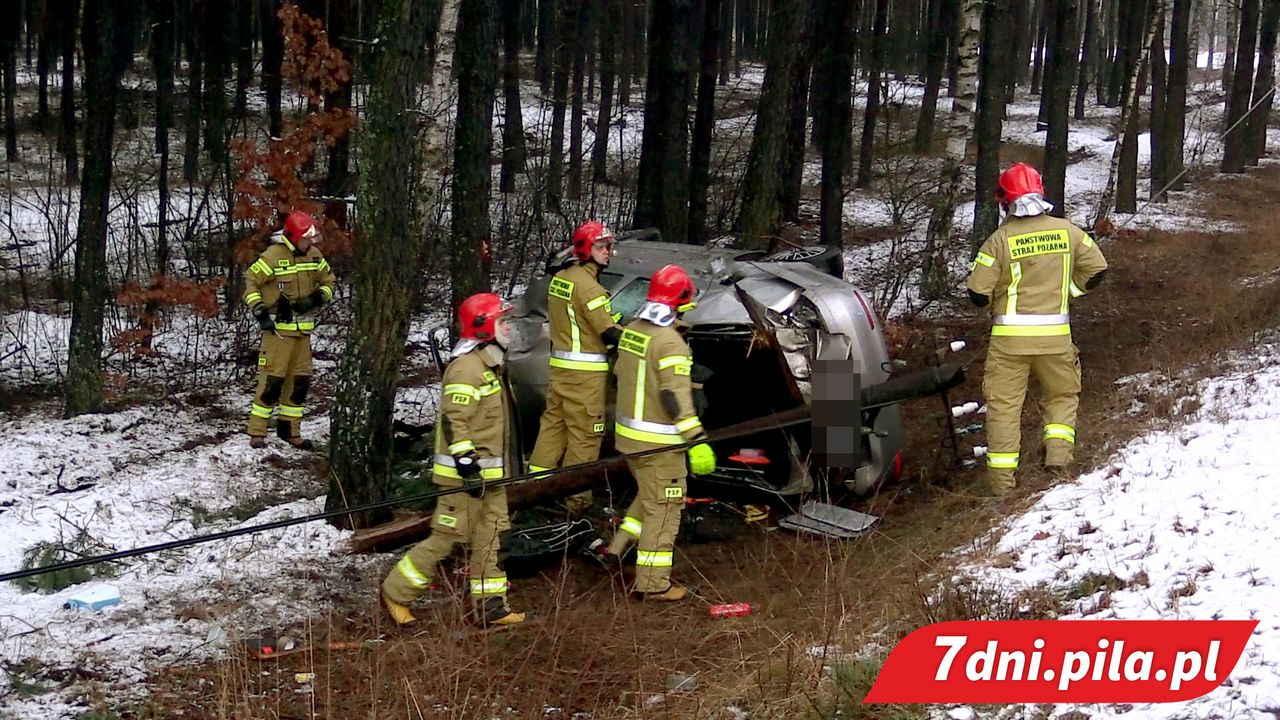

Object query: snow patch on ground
[0,396,364,719]
[939,339,1280,719]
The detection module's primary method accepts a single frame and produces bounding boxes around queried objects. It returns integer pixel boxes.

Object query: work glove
[454,451,485,498]
[254,306,275,332]
[686,443,716,476]
[291,289,326,314]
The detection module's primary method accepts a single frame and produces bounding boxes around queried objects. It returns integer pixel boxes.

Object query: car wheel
[763,245,843,277]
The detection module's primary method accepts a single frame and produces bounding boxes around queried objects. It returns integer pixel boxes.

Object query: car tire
[763,245,843,277]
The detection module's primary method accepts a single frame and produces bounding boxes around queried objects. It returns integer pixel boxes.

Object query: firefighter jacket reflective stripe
[432,343,511,481]
[547,262,620,372]
[966,213,1108,354]
[613,319,707,452]
[242,235,337,338]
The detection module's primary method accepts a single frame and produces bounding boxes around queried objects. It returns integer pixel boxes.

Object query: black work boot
[474,596,525,627]
[249,436,267,449]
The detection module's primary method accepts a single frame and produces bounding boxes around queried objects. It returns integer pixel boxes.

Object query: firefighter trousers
[982,342,1082,492]
[607,452,687,593]
[247,332,314,441]
[382,482,514,614]
[529,368,608,512]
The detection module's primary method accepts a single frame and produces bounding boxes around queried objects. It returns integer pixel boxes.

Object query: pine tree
[327,0,438,529]
[735,0,807,248]
[64,0,136,417]
[452,0,497,310]
[634,0,694,243]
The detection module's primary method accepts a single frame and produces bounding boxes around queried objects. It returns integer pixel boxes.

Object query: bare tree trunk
[325,0,355,196]
[1044,0,1077,210]
[590,0,619,183]
[1149,5,1168,199]
[718,0,731,84]
[975,0,1014,243]
[1222,0,1259,172]
[946,0,961,95]
[57,0,78,182]
[1163,0,1191,189]
[856,0,887,188]
[1115,0,1151,213]
[1223,0,1237,92]
[1246,0,1280,164]
[1076,0,1099,119]
[687,0,721,245]
[536,0,556,92]
[1094,0,1159,229]
[199,1,229,167]
[735,0,806,248]
[633,0,693,243]
[921,0,980,298]
[65,0,135,417]
[453,0,497,307]
[145,0,175,350]
[36,7,51,128]
[547,0,576,203]
[781,7,812,221]
[183,2,203,183]
[1207,0,1217,69]
[233,0,253,123]
[618,0,633,104]
[1,11,19,160]
[815,0,852,264]
[567,0,587,199]
[260,0,284,138]
[915,0,946,152]
[500,0,526,192]
[327,0,438,530]
[1031,0,1049,93]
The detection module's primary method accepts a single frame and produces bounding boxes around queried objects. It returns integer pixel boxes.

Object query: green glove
[687,443,716,476]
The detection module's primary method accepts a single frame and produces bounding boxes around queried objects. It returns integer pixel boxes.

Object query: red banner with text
[864,620,1256,704]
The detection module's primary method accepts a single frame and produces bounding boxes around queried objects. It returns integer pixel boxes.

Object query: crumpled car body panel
[505,239,907,497]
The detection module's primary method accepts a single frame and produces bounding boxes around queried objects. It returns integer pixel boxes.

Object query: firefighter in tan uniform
[602,264,715,601]
[966,163,1108,494]
[528,221,623,514]
[243,211,336,449]
[382,293,524,627]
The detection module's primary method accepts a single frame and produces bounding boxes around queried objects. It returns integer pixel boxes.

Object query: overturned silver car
[502,232,909,498]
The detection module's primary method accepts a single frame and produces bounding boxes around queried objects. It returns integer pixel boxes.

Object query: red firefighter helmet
[571,220,615,261]
[459,292,512,341]
[647,264,697,313]
[283,211,318,243]
[995,162,1046,205]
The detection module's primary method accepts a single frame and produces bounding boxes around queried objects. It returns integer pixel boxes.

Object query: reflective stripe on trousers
[469,576,509,595]
[396,556,431,589]
[986,451,1020,469]
[635,550,673,567]
[1044,423,1076,443]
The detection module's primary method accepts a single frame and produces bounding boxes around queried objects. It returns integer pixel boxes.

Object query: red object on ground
[729,448,770,466]
[709,602,755,619]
